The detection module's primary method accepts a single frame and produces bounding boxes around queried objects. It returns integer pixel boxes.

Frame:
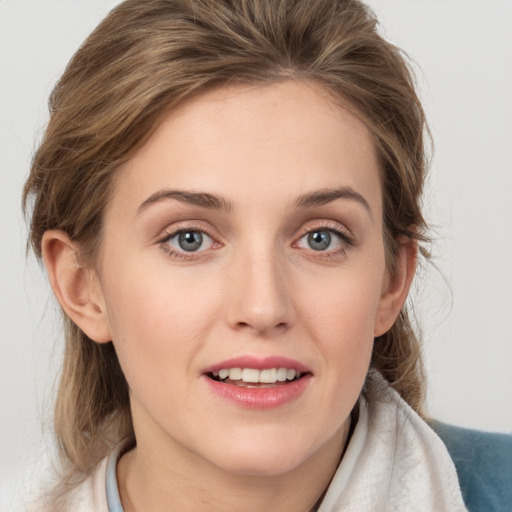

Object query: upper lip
[203,355,311,374]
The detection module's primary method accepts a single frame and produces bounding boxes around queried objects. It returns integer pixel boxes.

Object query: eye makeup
[155,217,356,264]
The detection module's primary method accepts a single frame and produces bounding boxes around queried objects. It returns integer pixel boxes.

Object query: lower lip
[203,375,312,409]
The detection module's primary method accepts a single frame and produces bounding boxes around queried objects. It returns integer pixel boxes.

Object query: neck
[117,422,350,512]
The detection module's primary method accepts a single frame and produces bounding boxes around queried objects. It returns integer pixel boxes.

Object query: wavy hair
[23,0,430,495]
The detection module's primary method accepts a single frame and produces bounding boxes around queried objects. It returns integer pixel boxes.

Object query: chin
[201,428,331,477]
[215,453,308,477]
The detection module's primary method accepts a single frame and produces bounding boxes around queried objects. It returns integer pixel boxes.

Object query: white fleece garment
[32,377,468,512]
[319,379,468,511]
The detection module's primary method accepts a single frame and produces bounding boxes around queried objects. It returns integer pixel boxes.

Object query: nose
[225,247,294,337]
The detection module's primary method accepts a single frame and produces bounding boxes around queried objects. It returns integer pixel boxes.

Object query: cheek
[288,272,381,442]
[309,287,377,383]
[297,258,385,384]
[300,261,384,342]
[99,261,221,394]
[103,250,215,332]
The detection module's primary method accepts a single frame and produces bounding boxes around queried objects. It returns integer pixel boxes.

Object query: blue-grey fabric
[431,420,512,512]
[105,446,124,512]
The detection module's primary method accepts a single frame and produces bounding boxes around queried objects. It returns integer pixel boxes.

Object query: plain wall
[1,0,511,508]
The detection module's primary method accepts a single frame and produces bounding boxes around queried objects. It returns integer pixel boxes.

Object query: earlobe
[374,239,418,337]
[41,230,112,343]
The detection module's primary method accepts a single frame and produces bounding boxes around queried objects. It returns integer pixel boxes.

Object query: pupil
[178,231,203,251]
[308,231,331,251]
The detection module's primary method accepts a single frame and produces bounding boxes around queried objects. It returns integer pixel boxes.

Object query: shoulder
[60,455,110,512]
[25,456,111,512]
[24,443,126,512]
[431,420,512,512]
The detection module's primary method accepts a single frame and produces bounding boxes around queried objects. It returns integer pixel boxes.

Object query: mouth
[207,367,306,388]
[202,356,312,408]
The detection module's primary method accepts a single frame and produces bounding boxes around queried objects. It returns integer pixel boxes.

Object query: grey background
[1,0,511,508]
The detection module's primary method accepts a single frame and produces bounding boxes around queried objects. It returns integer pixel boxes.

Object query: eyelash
[157,222,354,261]
[157,225,217,261]
[294,222,355,260]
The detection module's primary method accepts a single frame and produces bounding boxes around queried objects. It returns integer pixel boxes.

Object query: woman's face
[93,80,398,476]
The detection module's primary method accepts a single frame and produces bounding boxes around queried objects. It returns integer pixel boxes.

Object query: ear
[374,238,418,337]
[41,230,111,343]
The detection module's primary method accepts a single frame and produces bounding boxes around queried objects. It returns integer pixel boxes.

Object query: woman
[23,0,467,510]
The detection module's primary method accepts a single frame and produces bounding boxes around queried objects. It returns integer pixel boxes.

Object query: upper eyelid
[157,221,219,241]
[295,220,353,239]
[299,224,348,235]
[295,228,353,247]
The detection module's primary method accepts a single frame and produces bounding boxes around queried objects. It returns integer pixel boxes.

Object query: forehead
[109,80,381,216]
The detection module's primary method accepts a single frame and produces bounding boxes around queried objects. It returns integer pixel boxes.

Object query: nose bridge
[226,237,292,335]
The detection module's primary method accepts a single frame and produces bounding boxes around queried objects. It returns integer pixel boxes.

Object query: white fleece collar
[319,374,467,511]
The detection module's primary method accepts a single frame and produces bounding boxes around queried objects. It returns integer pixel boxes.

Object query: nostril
[234,321,288,333]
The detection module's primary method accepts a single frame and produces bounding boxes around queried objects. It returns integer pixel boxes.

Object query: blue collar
[105,445,124,512]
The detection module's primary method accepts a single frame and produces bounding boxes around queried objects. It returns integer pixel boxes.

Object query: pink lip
[203,355,311,374]
[202,355,312,410]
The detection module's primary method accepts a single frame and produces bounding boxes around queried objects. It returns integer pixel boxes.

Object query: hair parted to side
[23,0,430,489]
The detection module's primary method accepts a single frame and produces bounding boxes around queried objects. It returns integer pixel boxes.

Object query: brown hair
[23,0,429,489]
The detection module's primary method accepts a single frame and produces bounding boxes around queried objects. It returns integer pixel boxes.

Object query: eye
[165,230,214,253]
[296,229,350,252]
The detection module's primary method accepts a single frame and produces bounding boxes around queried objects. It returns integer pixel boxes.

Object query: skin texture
[42,80,416,511]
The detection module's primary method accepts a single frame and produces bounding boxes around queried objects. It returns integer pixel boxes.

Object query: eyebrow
[138,185,371,216]
[294,186,371,215]
[138,189,234,213]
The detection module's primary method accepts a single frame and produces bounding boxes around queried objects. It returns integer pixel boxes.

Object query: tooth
[286,369,296,380]
[242,368,260,383]
[217,367,301,383]
[259,368,277,383]
[228,368,242,380]
[276,368,287,381]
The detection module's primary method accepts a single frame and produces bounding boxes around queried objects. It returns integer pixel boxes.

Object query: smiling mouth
[207,367,306,388]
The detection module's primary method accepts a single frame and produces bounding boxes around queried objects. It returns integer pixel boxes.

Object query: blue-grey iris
[308,231,331,251]
[178,231,203,251]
